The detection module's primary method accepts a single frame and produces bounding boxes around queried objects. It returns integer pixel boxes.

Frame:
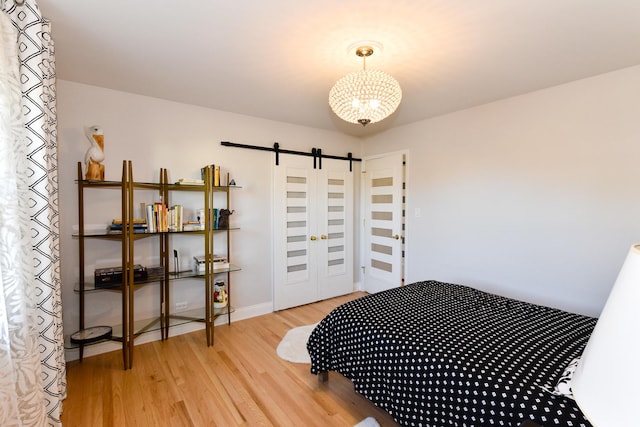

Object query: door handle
[320,235,327,240]
[310,235,317,241]
[393,234,400,240]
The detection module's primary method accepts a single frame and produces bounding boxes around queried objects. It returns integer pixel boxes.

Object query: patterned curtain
[0,0,66,425]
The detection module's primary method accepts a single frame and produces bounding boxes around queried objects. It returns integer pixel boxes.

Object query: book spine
[152,202,168,232]
[154,203,160,232]
[168,206,175,232]
[162,203,168,232]
[214,165,220,187]
[168,205,184,232]
[146,204,155,233]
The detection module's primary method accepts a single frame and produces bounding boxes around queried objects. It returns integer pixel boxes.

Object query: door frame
[359,149,409,292]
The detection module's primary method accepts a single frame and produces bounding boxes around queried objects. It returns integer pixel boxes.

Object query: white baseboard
[228,301,273,322]
[64,301,274,362]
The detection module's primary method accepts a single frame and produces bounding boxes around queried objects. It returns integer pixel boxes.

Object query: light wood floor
[61,292,400,426]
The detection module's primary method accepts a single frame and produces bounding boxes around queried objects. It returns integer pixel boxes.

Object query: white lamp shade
[572,244,640,426]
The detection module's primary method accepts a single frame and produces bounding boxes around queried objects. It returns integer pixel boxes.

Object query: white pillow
[550,357,580,400]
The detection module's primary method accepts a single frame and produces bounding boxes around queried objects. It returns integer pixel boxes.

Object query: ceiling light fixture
[329,45,402,126]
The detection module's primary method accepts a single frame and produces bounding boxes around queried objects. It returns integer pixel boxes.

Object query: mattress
[307,280,596,426]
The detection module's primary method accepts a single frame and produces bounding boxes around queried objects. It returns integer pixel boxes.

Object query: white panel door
[363,153,404,294]
[274,155,318,310]
[317,159,353,300]
[274,155,353,310]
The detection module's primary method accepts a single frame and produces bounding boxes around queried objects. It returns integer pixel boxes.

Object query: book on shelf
[182,222,201,231]
[200,165,210,183]
[108,219,147,233]
[145,202,168,233]
[214,165,221,186]
[112,218,146,225]
[108,224,148,233]
[167,204,183,231]
[175,178,204,185]
[201,164,225,186]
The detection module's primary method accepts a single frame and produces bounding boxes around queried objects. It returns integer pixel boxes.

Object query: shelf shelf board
[165,183,242,192]
[191,264,242,277]
[74,266,240,292]
[75,179,123,188]
[74,279,163,292]
[64,306,234,350]
[168,305,233,323]
[76,179,242,190]
[73,227,239,239]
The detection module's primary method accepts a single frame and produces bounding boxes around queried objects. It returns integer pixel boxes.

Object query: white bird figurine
[84,125,105,180]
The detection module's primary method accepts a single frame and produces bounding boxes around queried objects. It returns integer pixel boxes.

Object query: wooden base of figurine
[85,160,104,180]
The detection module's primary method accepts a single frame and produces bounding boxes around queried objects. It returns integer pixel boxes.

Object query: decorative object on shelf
[217,208,234,229]
[193,255,206,275]
[572,243,640,427]
[213,281,227,308]
[229,179,236,186]
[329,43,402,126]
[197,208,206,230]
[84,125,105,180]
[193,255,228,274]
[173,249,180,273]
[70,326,112,344]
[213,256,230,272]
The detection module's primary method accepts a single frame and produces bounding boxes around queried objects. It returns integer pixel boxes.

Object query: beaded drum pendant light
[329,45,402,126]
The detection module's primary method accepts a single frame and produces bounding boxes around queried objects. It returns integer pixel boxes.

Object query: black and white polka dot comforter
[307,280,596,427]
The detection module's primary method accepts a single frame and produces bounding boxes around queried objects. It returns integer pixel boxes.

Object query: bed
[307,280,596,426]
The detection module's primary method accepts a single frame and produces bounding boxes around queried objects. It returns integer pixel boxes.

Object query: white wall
[59,64,640,359]
[364,65,640,317]
[57,80,361,359]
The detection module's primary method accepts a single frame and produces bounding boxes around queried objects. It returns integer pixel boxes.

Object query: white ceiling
[39,1,640,137]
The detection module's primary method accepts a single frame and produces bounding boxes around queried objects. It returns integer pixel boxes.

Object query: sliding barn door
[273,154,353,310]
[317,159,353,300]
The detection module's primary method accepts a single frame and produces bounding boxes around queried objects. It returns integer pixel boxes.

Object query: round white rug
[354,417,380,427]
[276,323,317,364]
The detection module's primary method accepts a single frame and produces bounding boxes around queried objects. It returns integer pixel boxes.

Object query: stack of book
[167,205,183,232]
[108,219,147,233]
[175,178,204,185]
[182,221,201,231]
[145,203,184,232]
[145,202,167,233]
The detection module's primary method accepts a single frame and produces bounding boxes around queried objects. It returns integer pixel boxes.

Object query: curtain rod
[220,141,361,171]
